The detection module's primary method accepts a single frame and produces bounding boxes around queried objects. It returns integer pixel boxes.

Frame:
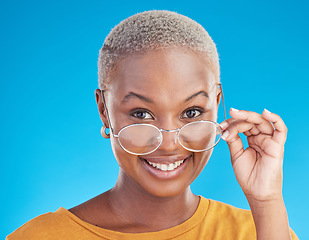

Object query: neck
[107,171,199,232]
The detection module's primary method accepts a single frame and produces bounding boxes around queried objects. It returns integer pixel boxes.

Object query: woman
[7,10,298,239]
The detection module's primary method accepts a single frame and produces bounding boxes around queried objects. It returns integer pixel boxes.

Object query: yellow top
[6,197,298,240]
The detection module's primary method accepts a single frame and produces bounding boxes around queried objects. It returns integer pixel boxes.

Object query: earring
[101,125,110,139]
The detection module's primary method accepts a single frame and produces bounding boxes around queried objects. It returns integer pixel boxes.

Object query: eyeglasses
[110,120,223,155]
[100,84,226,155]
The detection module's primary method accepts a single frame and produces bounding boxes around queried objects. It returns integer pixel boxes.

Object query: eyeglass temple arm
[218,83,227,121]
[100,90,115,134]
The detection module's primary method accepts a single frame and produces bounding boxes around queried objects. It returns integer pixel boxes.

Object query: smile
[139,155,192,180]
[145,159,186,171]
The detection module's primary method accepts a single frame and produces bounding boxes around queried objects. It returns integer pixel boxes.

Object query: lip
[140,155,190,164]
[140,155,192,180]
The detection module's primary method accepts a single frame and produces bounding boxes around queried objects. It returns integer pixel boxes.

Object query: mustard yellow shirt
[6,197,298,240]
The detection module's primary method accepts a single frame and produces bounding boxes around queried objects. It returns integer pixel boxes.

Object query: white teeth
[167,164,174,171]
[161,164,168,171]
[146,159,186,171]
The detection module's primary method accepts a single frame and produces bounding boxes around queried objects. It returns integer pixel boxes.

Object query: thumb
[222,130,245,165]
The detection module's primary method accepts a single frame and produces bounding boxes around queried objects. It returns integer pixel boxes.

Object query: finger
[223,132,245,164]
[220,118,236,130]
[220,118,261,138]
[221,120,262,139]
[247,134,283,160]
[262,109,288,145]
[229,108,275,135]
[243,127,260,137]
[247,136,264,155]
[222,120,260,141]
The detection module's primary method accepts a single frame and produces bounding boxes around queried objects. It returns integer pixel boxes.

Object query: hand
[220,108,287,202]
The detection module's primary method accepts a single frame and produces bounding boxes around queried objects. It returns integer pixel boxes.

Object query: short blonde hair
[98,10,220,90]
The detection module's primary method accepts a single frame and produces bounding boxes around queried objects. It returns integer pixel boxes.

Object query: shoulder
[198,197,256,239]
[200,198,298,240]
[206,198,253,221]
[6,208,72,240]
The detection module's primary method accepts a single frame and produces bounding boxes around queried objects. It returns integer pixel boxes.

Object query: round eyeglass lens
[178,121,222,152]
[117,124,162,155]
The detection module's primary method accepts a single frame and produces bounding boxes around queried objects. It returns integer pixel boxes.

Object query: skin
[70,47,292,239]
[221,108,292,239]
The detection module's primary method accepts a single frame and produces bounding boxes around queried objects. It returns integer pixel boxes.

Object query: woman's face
[97,47,220,198]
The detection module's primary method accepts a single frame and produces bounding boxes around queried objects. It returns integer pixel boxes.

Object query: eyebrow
[122,92,153,103]
[185,90,209,102]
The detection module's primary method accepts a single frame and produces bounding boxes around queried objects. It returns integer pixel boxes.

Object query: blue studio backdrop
[1,0,308,239]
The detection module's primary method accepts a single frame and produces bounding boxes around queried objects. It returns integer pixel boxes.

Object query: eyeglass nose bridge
[159,128,179,133]
[159,128,180,144]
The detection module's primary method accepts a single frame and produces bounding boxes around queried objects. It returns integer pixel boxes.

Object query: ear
[216,84,222,109]
[95,89,110,128]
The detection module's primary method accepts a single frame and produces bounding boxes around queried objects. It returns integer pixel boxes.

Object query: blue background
[1,0,308,239]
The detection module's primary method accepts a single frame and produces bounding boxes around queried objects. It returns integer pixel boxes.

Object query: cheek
[110,137,127,168]
[194,149,213,171]
[110,136,140,172]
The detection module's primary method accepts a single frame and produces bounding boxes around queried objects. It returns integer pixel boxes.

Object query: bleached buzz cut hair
[98,10,220,90]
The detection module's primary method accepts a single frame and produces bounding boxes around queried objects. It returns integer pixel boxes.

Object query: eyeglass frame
[100,83,227,155]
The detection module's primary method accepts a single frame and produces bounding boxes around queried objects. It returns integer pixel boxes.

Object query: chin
[139,180,192,199]
[115,148,212,199]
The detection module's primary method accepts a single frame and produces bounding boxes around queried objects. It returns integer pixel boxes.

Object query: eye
[181,107,204,119]
[131,109,154,120]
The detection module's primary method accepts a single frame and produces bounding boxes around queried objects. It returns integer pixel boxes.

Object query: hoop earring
[101,125,110,139]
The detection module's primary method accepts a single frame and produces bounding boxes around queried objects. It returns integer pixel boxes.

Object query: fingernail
[220,122,228,129]
[264,108,271,113]
[221,130,229,140]
[231,108,239,112]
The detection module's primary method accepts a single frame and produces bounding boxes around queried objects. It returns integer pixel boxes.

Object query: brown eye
[132,109,154,120]
[186,109,197,118]
[182,108,203,119]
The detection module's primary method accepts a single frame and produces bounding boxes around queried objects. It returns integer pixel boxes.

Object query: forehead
[108,48,216,102]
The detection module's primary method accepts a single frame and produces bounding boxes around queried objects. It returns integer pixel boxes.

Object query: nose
[155,110,185,149]
[158,129,180,152]
[154,116,184,152]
